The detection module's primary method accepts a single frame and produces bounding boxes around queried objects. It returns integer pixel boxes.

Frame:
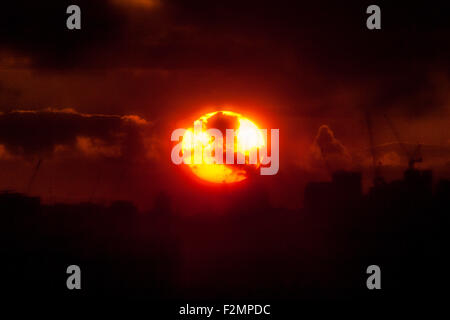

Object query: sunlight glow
[181,111,265,183]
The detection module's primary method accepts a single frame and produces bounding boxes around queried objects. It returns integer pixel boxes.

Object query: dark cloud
[0,82,20,102]
[0,0,125,69]
[0,109,149,158]
[1,0,448,118]
[1,1,448,71]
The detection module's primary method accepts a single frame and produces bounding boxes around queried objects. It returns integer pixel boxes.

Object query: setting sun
[181,111,265,184]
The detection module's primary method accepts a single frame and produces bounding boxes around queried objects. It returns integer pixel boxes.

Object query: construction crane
[384,114,423,170]
[26,157,42,194]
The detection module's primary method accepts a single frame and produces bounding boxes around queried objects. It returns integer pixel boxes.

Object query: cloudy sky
[1,0,449,209]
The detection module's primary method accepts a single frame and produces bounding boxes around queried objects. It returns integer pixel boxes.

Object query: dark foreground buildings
[0,167,448,302]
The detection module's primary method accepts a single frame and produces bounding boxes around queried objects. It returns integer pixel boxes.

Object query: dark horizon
[1,164,448,302]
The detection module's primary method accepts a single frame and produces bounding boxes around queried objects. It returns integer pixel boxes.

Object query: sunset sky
[1,0,449,209]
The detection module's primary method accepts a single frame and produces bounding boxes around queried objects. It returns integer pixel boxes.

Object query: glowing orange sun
[181,111,265,183]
